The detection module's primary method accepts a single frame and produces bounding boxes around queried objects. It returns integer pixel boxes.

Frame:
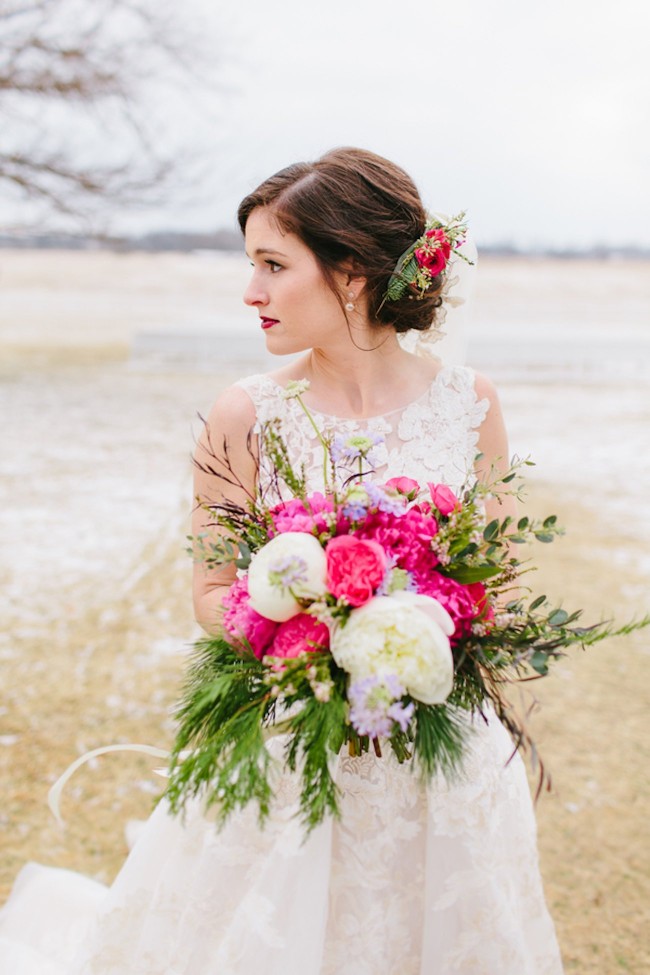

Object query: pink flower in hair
[414,228,452,277]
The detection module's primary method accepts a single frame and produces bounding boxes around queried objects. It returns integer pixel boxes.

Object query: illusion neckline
[263,366,458,422]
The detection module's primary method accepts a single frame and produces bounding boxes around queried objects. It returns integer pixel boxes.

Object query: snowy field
[1,249,648,628]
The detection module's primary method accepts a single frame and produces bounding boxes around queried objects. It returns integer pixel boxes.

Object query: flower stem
[295,394,330,488]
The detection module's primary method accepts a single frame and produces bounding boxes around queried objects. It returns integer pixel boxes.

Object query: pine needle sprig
[166,637,276,825]
[412,703,469,781]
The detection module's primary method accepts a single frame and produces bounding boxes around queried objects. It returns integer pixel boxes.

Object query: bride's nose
[243,275,268,307]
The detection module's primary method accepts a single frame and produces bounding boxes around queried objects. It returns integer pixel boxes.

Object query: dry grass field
[1,250,649,973]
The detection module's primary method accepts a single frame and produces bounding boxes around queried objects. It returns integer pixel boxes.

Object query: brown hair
[237,147,444,333]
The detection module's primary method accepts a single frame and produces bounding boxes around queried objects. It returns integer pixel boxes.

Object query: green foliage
[261,419,307,499]
[166,638,277,824]
[413,704,468,781]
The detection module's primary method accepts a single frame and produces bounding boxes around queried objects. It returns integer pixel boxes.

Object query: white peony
[330,594,454,705]
[247,532,328,622]
[391,590,455,636]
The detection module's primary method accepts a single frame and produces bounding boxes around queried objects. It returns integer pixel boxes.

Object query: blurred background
[1,1,649,972]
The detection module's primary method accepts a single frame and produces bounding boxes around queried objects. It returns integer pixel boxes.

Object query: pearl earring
[345,292,355,312]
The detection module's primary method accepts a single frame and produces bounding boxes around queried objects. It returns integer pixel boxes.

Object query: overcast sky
[165,0,650,248]
[10,0,650,247]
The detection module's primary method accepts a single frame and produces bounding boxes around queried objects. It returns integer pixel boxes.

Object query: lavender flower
[364,482,405,515]
[348,674,414,738]
[267,555,308,592]
[377,563,417,597]
[387,700,415,732]
[330,432,384,467]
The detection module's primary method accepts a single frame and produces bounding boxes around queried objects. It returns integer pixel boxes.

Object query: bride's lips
[260,317,280,330]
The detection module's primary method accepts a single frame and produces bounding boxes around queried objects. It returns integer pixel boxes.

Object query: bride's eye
[266,260,282,273]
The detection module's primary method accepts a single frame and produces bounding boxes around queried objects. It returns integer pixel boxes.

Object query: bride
[0,147,564,974]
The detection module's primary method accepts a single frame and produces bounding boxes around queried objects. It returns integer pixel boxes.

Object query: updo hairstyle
[237,147,444,334]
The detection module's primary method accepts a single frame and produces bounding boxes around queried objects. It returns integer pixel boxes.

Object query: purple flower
[330,432,384,467]
[348,674,414,738]
[364,483,406,515]
[267,554,308,591]
[387,700,415,732]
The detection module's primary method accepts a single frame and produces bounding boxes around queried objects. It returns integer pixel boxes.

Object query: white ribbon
[47,743,172,825]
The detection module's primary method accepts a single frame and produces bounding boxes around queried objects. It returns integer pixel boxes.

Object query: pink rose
[385,476,420,501]
[427,482,460,517]
[414,228,452,277]
[268,613,330,659]
[222,576,278,659]
[325,535,387,607]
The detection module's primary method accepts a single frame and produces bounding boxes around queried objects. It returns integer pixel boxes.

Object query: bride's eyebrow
[245,247,290,259]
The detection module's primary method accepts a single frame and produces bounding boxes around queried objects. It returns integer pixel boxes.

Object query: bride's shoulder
[434,364,499,408]
[201,379,259,443]
[470,369,501,407]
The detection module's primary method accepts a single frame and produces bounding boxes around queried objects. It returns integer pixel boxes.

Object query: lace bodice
[236,365,489,497]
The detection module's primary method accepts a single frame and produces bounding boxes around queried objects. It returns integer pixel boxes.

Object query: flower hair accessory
[379,212,473,309]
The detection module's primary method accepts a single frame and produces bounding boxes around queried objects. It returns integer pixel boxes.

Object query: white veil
[397,228,478,367]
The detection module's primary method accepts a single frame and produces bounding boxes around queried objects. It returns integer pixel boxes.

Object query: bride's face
[243,207,350,355]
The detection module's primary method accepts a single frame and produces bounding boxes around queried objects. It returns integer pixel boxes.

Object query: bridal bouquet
[166,382,647,831]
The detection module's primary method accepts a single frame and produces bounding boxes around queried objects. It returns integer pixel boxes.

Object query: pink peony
[385,476,420,501]
[413,569,477,641]
[427,482,461,516]
[270,492,335,535]
[222,576,278,659]
[353,508,439,573]
[414,228,452,277]
[326,535,387,607]
[268,613,330,659]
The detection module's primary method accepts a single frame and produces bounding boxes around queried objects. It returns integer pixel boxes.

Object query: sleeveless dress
[0,365,564,975]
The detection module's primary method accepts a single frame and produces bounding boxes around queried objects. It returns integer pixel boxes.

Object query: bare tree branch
[0,0,221,228]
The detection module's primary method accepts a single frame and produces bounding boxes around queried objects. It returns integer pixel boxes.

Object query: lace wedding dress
[0,365,564,975]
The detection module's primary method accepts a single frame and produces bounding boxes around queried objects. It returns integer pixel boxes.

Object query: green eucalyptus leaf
[445,565,502,583]
[530,651,549,675]
[548,609,569,626]
[483,519,499,541]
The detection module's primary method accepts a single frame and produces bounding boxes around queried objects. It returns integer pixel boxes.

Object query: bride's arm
[473,372,518,531]
[191,386,258,634]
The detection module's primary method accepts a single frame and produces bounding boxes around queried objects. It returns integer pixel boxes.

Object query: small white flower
[281,379,311,400]
[313,681,332,702]
[330,594,454,705]
[247,532,327,622]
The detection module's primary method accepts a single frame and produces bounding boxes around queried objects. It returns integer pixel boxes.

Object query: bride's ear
[334,264,367,300]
